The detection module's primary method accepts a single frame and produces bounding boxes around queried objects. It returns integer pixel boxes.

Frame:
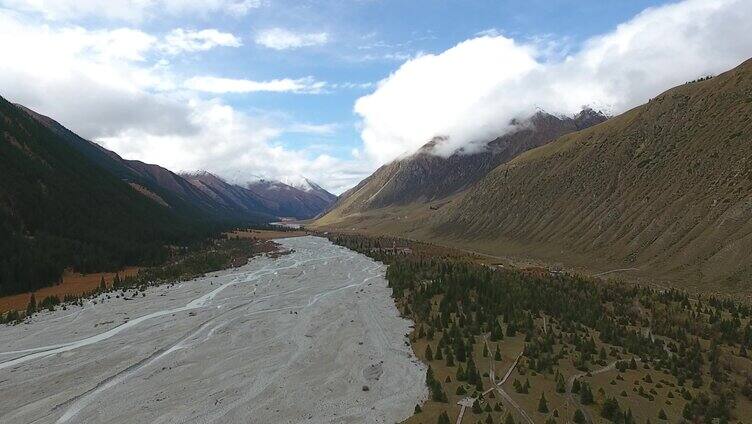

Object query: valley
[329,233,752,424]
[1,2,751,423]
[0,237,426,423]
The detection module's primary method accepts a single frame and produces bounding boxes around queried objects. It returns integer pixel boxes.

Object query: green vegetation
[1,235,278,324]
[0,96,275,297]
[330,233,752,423]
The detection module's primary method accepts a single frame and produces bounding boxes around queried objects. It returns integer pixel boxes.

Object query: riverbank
[0,236,427,423]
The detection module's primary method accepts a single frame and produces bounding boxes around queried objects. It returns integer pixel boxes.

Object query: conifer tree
[26,293,36,316]
[538,392,549,413]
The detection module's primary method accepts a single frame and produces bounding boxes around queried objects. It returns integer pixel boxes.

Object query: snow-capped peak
[280,175,319,192]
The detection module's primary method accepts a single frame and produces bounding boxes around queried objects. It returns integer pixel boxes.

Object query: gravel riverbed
[0,236,427,423]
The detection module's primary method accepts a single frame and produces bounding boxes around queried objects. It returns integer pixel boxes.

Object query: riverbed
[0,236,427,423]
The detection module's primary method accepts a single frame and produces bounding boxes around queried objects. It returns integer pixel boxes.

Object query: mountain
[281,176,338,205]
[17,105,335,221]
[16,104,274,223]
[321,108,606,221]
[0,98,335,296]
[316,58,752,293]
[247,178,337,219]
[0,95,218,296]
[182,173,336,220]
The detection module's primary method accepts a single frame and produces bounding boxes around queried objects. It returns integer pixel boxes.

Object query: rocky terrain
[0,237,426,423]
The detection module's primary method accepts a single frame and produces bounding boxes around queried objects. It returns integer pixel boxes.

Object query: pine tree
[472,399,483,414]
[657,409,667,420]
[580,383,593,405]
[494,345,502,361]
[437,411,451,424]
[414,404,422,414]
[572,378,581,393]
[504,413,515,424]
[555,373,566,393]
[573,409,586,424]
[25,292,39,314]
[426,344,434,361]
[99,275,106,291]
[538,392,549,413]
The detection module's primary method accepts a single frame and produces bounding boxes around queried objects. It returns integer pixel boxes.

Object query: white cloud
[255,28,329,50]
[287,123,340,135]
[0,8,352,193]
[162,28,242,54]
[356,0,752,165]
[0,12,193,138]
[475,28,500,37]
[97,99,364,194]
[0,0,263,22]
[184,76,327,94]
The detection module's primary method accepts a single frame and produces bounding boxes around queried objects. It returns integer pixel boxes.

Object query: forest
[1,233,280,323]
[329,233,752,424]
[0,96,262,296]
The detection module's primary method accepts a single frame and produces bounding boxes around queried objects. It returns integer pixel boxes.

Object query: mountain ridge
[323,108,607,220]
[0,97,335,296]
[315,58,752,294]
[15,104,335,221]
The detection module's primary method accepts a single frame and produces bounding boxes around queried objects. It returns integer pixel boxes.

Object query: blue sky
[1,0,750,193]
[154,0,674,162]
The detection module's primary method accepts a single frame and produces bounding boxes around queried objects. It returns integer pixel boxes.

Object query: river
[0,236,427,423]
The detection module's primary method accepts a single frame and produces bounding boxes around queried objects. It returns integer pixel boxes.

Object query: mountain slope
[433,59,752,291]
[0,95,216,296]
[16,105,273,223]
[182,173,336,220]
[246,179,337,219]
[316,58,752,293]
[321,108,606,221]
[17,104,335,221]
[1,97,337,296]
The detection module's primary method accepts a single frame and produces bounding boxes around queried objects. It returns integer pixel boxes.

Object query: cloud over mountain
[355,0,752,165]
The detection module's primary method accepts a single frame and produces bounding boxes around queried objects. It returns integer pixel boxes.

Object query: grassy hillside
[0,96,220,296]
[322,110,605,222]
[316,58,752,296]
[430,58,752,294]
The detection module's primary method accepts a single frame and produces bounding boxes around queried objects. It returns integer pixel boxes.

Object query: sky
[1,0,750,194]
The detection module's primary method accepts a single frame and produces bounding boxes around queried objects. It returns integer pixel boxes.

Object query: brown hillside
[430,58,752,293]
[322,109,605,222]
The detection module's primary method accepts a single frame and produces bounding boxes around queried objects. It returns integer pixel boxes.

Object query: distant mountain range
[181,172,336,221]
[0,97,334,295]
[316,58,752,294]
[16,103,335,222]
